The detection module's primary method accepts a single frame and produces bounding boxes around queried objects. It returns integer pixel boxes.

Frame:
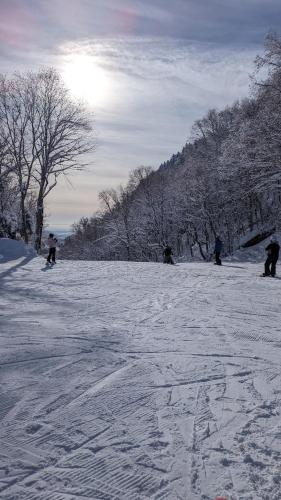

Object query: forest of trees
[0,69,93,250]
[61,34,281,262]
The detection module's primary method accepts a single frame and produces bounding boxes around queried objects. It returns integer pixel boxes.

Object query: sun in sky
[61,52,112,108]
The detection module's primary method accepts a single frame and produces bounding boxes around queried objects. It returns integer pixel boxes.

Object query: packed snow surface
[1,256,281,500]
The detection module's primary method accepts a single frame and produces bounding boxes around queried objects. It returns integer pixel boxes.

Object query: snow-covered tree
[0,68,94,250]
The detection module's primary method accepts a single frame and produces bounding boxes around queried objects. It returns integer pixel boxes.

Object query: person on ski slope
[263,236,280,277]
[46,233,58,264]
[163,245,174,264]
[214,235,223,265]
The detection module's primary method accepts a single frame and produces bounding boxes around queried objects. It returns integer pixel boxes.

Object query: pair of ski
[260,273,276,278]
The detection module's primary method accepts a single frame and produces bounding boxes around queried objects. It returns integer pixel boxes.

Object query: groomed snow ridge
[0,252,281,499]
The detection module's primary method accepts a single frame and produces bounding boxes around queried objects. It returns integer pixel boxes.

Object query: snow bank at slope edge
[228,232,281,263]
[0,238,36,263]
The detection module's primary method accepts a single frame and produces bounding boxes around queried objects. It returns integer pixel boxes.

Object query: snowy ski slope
[0,256,281,500]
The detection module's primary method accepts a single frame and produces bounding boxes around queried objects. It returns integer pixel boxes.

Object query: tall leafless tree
[26,69,94,251]
[0,68,94,250]
[0,75,36,242]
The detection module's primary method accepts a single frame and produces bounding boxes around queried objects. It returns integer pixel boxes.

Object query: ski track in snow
[0,258,281,499]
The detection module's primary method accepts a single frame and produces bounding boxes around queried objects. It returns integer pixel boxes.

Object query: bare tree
[0,75,36,242]
[99,186,136,260]
[0,69,94,249]
[24,69,94,251]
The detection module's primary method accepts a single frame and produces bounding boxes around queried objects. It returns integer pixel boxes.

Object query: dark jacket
[214,238,223,253]
[163,246,173,257]
[266,242,280,260]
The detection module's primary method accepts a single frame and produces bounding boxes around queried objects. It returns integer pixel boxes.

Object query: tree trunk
[126,245,131,261]
[35,190,44,252]
[193,225,206,260]
[197,240,206,260]
[20,193,28,243]
[248,195,254,231]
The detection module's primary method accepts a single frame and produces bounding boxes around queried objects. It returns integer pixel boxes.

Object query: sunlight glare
[62,53,111,108]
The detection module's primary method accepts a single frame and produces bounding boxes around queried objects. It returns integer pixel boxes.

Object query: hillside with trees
[62,33,281,262]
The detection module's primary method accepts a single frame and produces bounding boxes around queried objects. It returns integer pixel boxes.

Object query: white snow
[0,238,36,263]
[0,253,281,499]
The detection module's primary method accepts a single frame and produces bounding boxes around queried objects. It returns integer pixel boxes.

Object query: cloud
[1,0,281,53]
[59,37,256,111]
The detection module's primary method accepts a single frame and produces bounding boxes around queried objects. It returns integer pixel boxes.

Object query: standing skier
[263,236,280,277]
[163,245,174,265]
[214,236,223,265]
[46,233,58,264]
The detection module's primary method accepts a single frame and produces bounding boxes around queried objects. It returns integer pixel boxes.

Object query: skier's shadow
[223,264,246,269]
[0,256,34,280]
[41,264,54,272]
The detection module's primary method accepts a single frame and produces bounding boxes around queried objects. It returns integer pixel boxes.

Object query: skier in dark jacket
[263,236,280,277]
[163,245,174,264]
[214,236,223,265]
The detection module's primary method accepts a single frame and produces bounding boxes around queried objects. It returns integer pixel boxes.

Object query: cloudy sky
[1,0,281,229]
